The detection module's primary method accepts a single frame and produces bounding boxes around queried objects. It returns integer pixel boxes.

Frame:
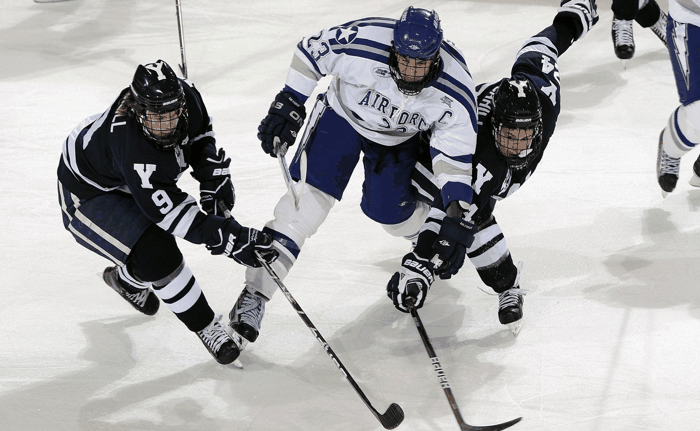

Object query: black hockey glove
[191,148,236,216]
[556,0,598,40]
[429,217,475,280]
[258,91,307,157]
[206,219,279,268]
[386,252,435,313]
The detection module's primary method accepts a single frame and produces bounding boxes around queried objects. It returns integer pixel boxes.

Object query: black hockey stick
[408,303,521,431]
[255,251,405,430]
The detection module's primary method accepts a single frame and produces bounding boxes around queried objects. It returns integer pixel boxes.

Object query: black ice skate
[498,287,525,336]
[196,315,242,365]
[103,266,159,316]
[612,18,635,60]
[656,130,680,197]
[227,286,267,349]
[691,154,700,187]
[649,11,667,46]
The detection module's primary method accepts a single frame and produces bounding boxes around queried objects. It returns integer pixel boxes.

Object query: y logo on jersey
[134,163,156,189]
[145,60,168,81]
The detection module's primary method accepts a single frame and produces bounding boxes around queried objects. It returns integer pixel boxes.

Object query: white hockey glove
[386,252,435,313]
[556,0,599,40]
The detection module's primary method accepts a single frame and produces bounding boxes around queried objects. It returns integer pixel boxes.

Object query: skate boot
[690,154,700,187]
[227,286,267,349]
[612,18,635,60]
[103,266,159,316]
[498,287,525,336]
[656,130,680,196]
[649,11,667,46]
[196,315,242,365]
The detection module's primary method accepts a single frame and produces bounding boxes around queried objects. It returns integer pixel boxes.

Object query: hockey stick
[273,137,302,210]
[254,251,405,429]
[408,303,522,431]
[175,0,188,79]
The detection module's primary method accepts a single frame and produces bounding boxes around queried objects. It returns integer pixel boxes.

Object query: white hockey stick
[274,137,302,210]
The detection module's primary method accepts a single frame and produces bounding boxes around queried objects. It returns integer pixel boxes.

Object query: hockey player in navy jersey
[386,0,599,335]
[227,6,478,347]
[57,59,277,364]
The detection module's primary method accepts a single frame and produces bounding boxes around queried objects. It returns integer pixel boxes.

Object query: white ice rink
[2,0,698,430]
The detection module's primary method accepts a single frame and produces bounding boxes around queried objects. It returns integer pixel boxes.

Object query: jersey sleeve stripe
[440,181,473,206]
[156,196,200,238]
[432,76,477,128]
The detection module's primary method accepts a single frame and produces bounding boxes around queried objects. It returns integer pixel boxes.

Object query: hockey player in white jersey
[57,60,277,364]
[387,0,599,335]
[227,6,478,346]
[657,0,700,195]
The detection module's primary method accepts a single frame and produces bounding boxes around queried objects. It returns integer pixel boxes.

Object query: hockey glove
[429,217,475,280]
[386,252,435,313]
[206,219,279,268]
[258,91,306,157]
[191,148,236,216]
[556,0,598,40]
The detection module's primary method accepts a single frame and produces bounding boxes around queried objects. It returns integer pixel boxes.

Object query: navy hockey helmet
[389,6,443,95]
[130,59,188,150]
[491,78,543,170]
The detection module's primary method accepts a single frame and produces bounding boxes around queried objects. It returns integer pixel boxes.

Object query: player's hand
[207,219,279,267]
[191,148,235,216]
[557,0,598,40]
[386,252,435,313]
[258,91,306,157]
[429,217,475,279]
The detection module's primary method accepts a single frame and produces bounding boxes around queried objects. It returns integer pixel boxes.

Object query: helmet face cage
[390,7,443,96]
[130,60,188,150]
[491,79,543,170]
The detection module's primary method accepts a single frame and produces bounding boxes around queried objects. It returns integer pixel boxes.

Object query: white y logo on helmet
[145,61,167,81]
[510,80,529,98]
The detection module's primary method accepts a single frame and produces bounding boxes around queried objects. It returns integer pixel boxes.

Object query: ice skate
[102,266,159,316]
[197,314,242,366]
[227,286,267,349]
[612,18,635,61]
[656,131,680,197]
[498,287,525,336]
[690,154,700,187]
[649,11,667,46]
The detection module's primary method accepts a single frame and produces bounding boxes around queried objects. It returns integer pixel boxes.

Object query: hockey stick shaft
[254,252,404,429]
[408,306,522,431]
[273,137,301,209]
[175,0,188,79]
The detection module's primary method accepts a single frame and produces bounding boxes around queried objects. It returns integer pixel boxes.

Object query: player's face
[496,126,536,158]
[396,53,433,82]
[144,109,181,138]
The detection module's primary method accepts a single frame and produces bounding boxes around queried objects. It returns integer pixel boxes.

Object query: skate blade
[232,358,243,369]
[689,174,700,187]
[507,320,523,337]
[661,190,669,198]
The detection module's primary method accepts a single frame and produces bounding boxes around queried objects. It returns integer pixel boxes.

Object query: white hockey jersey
[670,0,700,26]
[284,16,478,207]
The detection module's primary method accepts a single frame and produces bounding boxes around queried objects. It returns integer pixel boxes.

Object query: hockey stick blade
[378,403,404,430]
[408,303,521,431]
[255,252,404,429]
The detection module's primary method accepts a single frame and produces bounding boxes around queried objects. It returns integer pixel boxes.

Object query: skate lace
[659,150,681,175]
[237,291,264,329]
[124,289,150,308]
[197,315,230,353]
[498,288,527,309]
[613,20,634,46]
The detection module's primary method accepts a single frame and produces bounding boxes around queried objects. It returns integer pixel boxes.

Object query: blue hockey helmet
[491,78,543,170]
[130,59,188,150]
[390,7,443,95]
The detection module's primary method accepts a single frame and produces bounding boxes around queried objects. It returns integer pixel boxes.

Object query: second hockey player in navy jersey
[57,60,277,364]
[386,0,600,335]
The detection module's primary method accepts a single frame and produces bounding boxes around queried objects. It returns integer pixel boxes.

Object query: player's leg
[635,0,667,45]
[658,18,700,193]
[57,186,240,364]
[229,97,362,345]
